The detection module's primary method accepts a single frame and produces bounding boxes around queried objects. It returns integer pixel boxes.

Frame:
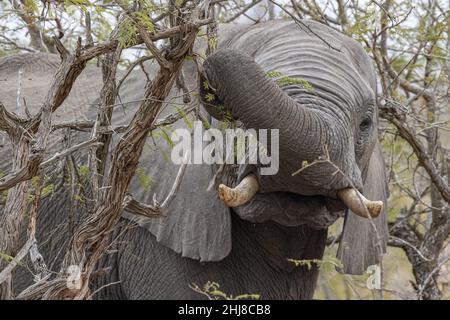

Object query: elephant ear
[113,59,232,262]
[337,142,389,274]
[123,157,232,262]
[119,108,231,262]
[121,123,232,261]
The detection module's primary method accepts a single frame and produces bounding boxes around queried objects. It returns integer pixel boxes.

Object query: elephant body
[1,20,388,300]
[92,216,326,299]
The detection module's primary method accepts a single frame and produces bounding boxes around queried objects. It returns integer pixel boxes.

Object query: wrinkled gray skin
[1,20,388,299]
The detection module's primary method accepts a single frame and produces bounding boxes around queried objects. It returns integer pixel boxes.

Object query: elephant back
[0,53,103,175]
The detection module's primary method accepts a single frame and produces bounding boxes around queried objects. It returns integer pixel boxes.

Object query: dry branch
[0,31,127,299]
[0,102,28,136]
[16,7,210,299]
[0,237,35,285]
[380,99,450,205]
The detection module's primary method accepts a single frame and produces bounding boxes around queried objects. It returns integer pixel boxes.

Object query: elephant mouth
[218,173,382,219]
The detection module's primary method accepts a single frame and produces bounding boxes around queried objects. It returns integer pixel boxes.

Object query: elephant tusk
[337,188,383,219]
[218,174,260,207]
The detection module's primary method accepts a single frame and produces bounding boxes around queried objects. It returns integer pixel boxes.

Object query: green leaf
[266,70,283,78]
[77,165,89,178]
[205,93,215,102]
[23,0,39,14]
[190,281,260,300]
[134,11,155,32]
[266,70,313,90]
[160,126,175,148]
[1,190,8,203]
[287,257,343,270]
[208,36,218,51]
[64,0,92,12]
[118,16,138,48]
[41,183,54,198]
[203,80,210,90]
[0,252,14,263]
[136,167,152,193]
[178,107,193,129]
[73,194,85,202]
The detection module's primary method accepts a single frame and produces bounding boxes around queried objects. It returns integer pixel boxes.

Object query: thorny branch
[0,33,122,298]
[123,146,191,218]
[10,4,212,300]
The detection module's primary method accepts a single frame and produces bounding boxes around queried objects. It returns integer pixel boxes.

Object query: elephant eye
[360,117,372,131]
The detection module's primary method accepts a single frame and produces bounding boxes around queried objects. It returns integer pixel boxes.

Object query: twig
[0,102,28,136]
[50,103,196,134]
[388,236,431,262]
[87,280,122,299]
[0,153,41,192]
[225,0,263,23]
[85,11,94,47]
[16,69,23,112]
[122,195,160,218]
[123,146,191,217]
[40,138,102,168]
[380,99,450,205]
[116,55,154,92]
[417,255,450,300]
[268,0,341,52]
[0,237,35,285]
[28,172,48,281]
[161,147,190,209]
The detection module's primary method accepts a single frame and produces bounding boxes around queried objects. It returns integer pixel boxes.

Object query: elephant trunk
[203,49,326,160]
[203,50,384,217]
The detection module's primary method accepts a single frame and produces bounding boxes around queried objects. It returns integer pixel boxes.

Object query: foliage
[0,252,14,264]
[288,257,343,271]
[136,167,152,193]
[28,176,55,202]
[118,16,140,48]
[77,165,90,178]
[266,70,313,90]
[189,281,261,300]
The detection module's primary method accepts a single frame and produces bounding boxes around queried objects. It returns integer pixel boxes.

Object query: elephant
[0,19,389,300]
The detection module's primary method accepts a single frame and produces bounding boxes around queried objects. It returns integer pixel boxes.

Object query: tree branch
[380,99,450,205]
[0,237,35,286]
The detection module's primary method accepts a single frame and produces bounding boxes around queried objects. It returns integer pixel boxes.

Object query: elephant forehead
[0,53,103,169]
[225,20,374,109]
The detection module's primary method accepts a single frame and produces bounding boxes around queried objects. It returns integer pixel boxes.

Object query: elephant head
[125,21,388,277]
[197,20,389,274]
